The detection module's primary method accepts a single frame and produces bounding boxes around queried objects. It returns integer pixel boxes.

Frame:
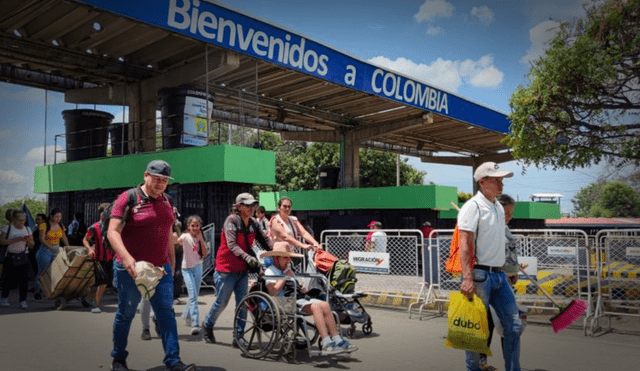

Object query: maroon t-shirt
[111,189,173,267]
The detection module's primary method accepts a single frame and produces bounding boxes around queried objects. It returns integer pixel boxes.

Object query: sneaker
[91,307,102,314]
[111,359,129,371]
[140,329,152,340]
[191,327,200,335]
[168,362,196,371]
[173,298,183,305]
[321,341,345,356]
[1,298,9,307]
[202,322,215,344]
[33,293,43,301]
[20,301,29,310]
[232,337,248,349]
[336,339,358,353]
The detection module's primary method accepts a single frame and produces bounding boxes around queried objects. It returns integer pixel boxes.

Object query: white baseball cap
[473,162,514,182]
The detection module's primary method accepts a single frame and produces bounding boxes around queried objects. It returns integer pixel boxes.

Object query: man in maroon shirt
[107,160,195,371]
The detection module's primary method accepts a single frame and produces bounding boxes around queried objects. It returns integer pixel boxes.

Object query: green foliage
[572,181,607,217]
[596,181,640,217]
[0,197,47,229]
[505,0,640,170]
[252,134,426,194]
[458,191,473,203]
[572,180,640,217]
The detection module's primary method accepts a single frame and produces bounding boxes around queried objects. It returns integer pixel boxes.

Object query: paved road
[0,288,638,371]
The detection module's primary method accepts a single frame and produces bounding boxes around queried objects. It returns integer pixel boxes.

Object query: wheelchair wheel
[234,291,281,359]
[346,324,356,338]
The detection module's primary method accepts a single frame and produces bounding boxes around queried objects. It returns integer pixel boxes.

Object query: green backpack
[329,260,357,294]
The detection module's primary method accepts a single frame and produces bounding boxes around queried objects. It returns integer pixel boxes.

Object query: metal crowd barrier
[320,229,424,301]
[394,229,595,332]
[588,229,640,336]
[201,223,216,292]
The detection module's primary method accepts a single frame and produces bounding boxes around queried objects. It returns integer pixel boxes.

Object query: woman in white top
[0,210,34,309]
[177,215,209,335]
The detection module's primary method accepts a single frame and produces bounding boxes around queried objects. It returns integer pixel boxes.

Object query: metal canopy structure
[0,0,513,187]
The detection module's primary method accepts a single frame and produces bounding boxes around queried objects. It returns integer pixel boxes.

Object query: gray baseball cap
[146,160,173,179]
[236,192,258,206]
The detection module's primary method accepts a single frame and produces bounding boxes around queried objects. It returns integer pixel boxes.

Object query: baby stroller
[307,248,373,338]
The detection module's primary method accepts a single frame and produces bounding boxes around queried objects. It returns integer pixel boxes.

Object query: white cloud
[470,6,494,26]
[521,20,562,66]
[0,169,28,184]
[425,25,444,36]
[25,145,65,164]
[414,0,455,23]
[368,54,504,92]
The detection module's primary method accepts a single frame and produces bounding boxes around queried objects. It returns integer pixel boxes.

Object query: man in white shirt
[458,162,522,371]
[365,222,387,253]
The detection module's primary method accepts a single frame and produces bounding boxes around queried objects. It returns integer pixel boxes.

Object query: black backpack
[99,186,173,250]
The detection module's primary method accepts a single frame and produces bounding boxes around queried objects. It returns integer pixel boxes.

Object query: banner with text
[349,251,390,274]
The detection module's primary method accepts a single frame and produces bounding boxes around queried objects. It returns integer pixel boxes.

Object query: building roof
[0,0,511,162]
[546,217,640,227]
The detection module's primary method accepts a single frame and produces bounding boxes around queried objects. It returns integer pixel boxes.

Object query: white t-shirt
[2,225,31,254]
[457,191,506,267]
[371,230,387,253]
[264,265,286,298]
[180,233,203,269]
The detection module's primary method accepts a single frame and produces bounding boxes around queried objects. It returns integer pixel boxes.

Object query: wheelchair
[232,273,332,362]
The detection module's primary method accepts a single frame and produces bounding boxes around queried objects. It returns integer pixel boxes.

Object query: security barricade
[410,229,594,326]
[201,223,216,291]
[320,229,424,303]
[589,229,640,336]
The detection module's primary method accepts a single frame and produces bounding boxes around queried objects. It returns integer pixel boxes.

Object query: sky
[0,0,616,213]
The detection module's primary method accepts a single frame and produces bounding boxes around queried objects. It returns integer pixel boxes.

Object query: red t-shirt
[86,222,115,262]
[111,189,174,267]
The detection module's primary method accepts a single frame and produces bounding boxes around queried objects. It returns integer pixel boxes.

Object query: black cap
[146,160,173,179]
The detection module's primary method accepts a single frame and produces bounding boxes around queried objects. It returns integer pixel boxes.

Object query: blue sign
[75,0,510,133]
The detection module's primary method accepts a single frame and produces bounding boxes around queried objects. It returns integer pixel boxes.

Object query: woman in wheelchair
[261,242,358,355]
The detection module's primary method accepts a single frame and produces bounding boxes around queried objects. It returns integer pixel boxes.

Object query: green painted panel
[438,200,560,220]
[34,144,275,193]
[259,185,458,211]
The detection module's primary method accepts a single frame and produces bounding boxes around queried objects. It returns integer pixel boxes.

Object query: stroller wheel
[362,322,372,335]
[346,325,355,338]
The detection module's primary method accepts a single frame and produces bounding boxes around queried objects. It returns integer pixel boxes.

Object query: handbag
[10,251,29,266]
[444,292,492,355]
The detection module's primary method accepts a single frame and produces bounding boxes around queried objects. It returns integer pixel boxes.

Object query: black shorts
[94,260,114,286]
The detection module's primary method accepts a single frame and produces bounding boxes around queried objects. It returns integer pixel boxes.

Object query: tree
[505,0,640,170]
[572,181,607,216]
[0,197,47,228]
[252,133,426,193]
[572,180,640,217]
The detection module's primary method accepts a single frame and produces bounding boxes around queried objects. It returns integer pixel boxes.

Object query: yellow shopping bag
[445,292,492,356]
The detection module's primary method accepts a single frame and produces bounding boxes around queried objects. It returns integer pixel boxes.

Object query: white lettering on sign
[168,0,328,76]
[371,69,449,114]
[626,247,640,257]
[547,246,576,256]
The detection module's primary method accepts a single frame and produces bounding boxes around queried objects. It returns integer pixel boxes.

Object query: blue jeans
[466,269,521,371]
[203,271,248,334]
[181,264,203,327]
[35,246,58,295]
[111,261,182,368]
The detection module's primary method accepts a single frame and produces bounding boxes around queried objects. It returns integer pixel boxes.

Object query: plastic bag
[134,261,166,300]
[445,292,492,356]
